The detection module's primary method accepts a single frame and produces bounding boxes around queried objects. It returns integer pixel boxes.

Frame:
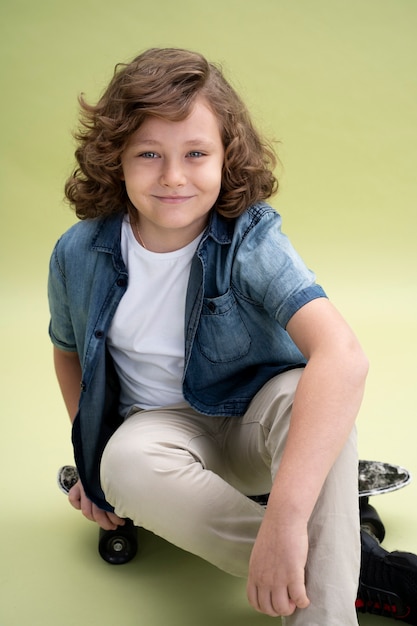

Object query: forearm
[264,298,369,523]
[247,299,368,616]
[53,345,82,422]
[268,346,368,523]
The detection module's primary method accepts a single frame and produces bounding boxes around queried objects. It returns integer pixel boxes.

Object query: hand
[247,515,310,617]
[68,480,125,531]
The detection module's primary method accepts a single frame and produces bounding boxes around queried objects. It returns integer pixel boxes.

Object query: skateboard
[57,465,139,564]
[57,459,411,565]
[358,460,411,543]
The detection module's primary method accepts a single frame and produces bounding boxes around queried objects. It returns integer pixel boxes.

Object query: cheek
[213,172,224,196]
[201,164,223,192]
[123,167,151,194]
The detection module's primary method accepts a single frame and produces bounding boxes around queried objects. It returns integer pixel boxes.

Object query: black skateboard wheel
[98,519,138,564]
[359,497,386,543]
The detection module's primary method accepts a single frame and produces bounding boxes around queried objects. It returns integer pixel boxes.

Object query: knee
[100,426,198,515]
[100,426,156,507]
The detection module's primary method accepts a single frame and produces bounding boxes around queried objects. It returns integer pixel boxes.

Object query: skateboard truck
[57,460,411,564]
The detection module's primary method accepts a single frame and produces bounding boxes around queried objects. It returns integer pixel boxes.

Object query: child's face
[121,97,224,252]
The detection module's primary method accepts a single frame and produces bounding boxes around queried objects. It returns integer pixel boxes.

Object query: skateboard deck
[58,460,412,499]
[251,460,412,507]
[358,460,411,497]
[57,465,79,494]
[57,459,412,564]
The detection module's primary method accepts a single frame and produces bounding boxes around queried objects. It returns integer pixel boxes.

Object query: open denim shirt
[48,202,326,509]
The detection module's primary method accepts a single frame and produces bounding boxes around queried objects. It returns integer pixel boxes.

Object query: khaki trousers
[101,369,360,625]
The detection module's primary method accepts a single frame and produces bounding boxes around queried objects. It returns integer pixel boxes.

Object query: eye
[187,151,205,158]
[139,151,159,159]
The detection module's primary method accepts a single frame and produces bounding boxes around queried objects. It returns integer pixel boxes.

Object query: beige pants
[101,369,360,626]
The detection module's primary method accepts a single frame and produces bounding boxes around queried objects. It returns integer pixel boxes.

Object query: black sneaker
[356,529,417,624]
[57,465,79,494]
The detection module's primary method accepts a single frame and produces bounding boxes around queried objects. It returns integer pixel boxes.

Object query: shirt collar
[90,209,234,254]
[91,213,124,254]
[205,210,234,245]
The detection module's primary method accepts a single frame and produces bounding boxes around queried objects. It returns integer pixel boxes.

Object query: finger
[92,505,120,531]
[67,481,125,529]
[79,494,95,522]
[269,581,309,617]
[108,511,126,527]
[269,589,296,618]
[246,580,257,610]
[68,483,82,510]
[247,586,276,617]
[247,578,283,617]
[98,509,126,529]
[257,589,281,617]
[287,580,310,610]
[248,579,300,618]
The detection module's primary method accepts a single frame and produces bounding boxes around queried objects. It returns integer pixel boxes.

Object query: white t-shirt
[107,217,202,415]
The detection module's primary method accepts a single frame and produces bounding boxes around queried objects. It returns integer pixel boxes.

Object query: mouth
[154,195,194,204]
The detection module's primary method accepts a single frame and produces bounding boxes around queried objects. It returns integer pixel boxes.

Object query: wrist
[265,490,313,526]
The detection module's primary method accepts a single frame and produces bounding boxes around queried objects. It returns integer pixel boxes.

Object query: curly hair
[65,48,278,220]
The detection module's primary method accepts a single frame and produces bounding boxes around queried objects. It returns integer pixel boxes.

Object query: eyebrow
[130,138,218,147]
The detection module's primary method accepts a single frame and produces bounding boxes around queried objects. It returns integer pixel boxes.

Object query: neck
[129,212,207,253]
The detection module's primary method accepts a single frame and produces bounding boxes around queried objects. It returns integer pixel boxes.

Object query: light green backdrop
[1,1,416,624]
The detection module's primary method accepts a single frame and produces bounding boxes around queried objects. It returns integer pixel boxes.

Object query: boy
[49,48,417,624]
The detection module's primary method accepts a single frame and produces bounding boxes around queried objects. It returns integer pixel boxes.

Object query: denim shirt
[48,202,326,509]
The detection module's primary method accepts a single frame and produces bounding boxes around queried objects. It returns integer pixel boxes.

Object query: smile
[153,195,194,204]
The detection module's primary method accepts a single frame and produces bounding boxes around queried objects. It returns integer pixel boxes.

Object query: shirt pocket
[196,289,251,363]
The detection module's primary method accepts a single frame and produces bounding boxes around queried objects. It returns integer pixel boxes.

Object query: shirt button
[95,330,104,338]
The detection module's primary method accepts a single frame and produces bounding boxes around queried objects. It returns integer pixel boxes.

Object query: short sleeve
[234,209,327,328]
[47,240,77,352]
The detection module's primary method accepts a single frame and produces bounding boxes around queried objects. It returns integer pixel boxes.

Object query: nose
[159,157,186,188]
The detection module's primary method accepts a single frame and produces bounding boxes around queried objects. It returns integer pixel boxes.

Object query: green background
[1,1,416,624]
